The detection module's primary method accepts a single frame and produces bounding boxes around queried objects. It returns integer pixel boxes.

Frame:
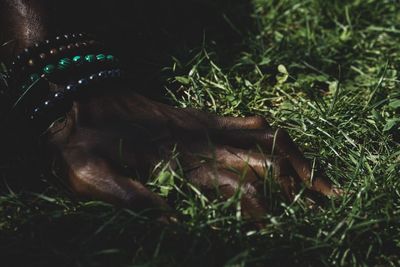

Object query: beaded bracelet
[22,53,117,92]
[9,33,90,75]
[29,68,123,127]
[11,38,104,90]
[6,34,124,132]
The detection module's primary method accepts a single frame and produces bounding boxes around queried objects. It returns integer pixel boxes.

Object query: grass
[1,0,400,266]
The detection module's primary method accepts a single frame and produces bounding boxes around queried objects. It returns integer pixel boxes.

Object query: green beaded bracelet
[43,64,56,74]
[58,58,73,71]
[96,54,106,62]
[25,53,117,93]
[73,55,84,66]
[29,73,40,82]
[84,54,96,63]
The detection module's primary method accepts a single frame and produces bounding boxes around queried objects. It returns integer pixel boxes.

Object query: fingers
[185,146,303,216]
[155,99,270,130]
[80,92,270,133]
[310,175,340,197]
[213,147,301,201]
[210,128,337,196]
[209,146,338,205]
[212,146,272,177]
[187,164,268,219]
[174,107,270,130]
[60,145,172,216]
[210,115,270,130]
[210,128,310,180]
[277,175,300,201]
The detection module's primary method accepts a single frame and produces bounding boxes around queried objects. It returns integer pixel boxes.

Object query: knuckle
[250,116,269,128]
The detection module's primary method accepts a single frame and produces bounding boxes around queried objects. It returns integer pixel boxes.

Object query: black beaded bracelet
[10,40,104,88]
[9,33,91,75]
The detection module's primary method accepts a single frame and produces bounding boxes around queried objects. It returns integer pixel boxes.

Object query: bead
[96,54,106,62]
[107,70,114,77]
[67,44,74,50]
[30,107,41,120]
[50,48,58,56]
[72,55,82,61]
[72,33,78,38]
[39,53,47,60]
[89,74,98,82]
[84,54,96,63]
[23,48,31,54]
[54,92,63,97]
[72,55,84,66]
[54,92,65,101]
[59,45,67,52]
[106,55,115,62]
[45,40,51,45]
[74,42,81,48]
[34,42,40,48]
[53,92,71,112]
[98,71,108,79]
[78,78,89,86]
[65,84,78,94]
[44,100,53,109]
[43,64,56,74]
[30,73,40,82]
[57,58,73,71]
[64,34,70,40]
[16,55,23,61]
[55,36,62,42]
[114,69,122,77]
[28,59,35,67]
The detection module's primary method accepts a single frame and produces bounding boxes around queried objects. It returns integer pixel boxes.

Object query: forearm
[0,0,49,60]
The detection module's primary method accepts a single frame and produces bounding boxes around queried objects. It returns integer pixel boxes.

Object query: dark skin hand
[0,0,340,221]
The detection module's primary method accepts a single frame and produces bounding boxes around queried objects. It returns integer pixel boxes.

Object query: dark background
[46,0,253,99]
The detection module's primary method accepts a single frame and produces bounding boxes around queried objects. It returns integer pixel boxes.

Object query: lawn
[1,0,400,266]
